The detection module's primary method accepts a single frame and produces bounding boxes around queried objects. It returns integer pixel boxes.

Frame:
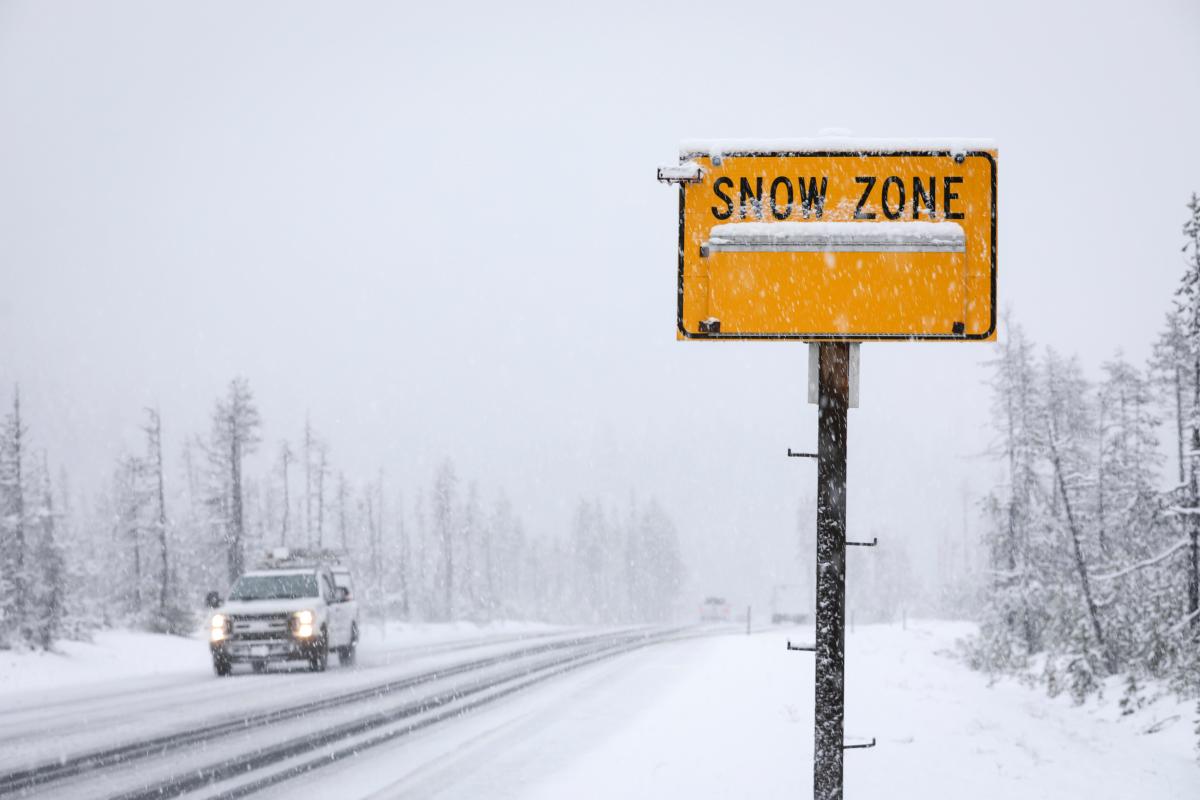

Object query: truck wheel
[339,623,358,667]
[213,654,232,677]
[308,629,329,673]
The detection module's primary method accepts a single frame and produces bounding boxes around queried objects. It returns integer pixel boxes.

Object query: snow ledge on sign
[679,138,996,158]
[657,161,703,181]
[705,221,965,253]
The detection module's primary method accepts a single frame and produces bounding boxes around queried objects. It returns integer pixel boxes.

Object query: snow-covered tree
[29,456,65,648]
[431,459,458,620]
[1039,348,1113,677]
[392,489,411,619]
[975,320,1048,669]
[0,387,32,647]
[1097,355,1161,560]
[1151,309,1193,487]
[974,305,1199,702]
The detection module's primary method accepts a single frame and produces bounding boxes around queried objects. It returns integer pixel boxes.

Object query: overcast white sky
[2,0,1199,606]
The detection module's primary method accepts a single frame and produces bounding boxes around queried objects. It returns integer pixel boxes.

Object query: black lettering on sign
[912,177,935,219]
[881,176,906,220]
[739,177,764,219]
[854,176,877,219]
[944,176,964,220]
[770,177,793,220]
[798,177,828,219]
[711,177,734,220]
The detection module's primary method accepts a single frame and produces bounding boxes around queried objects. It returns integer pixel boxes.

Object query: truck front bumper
[211,637,320,663]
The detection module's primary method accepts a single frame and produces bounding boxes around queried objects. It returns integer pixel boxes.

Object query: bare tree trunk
[337,473,348,550]
[130,464,142,614]
[462,500,475,616]
[1176,365,1186,485]
[366,491,379,598]
[375,471,385,596]
[280,444,291,547]
[146,409,170,613]
[303,417,312,549]
[1096,401,1108,557]
[316,445,327,548]
[229,424,244,582]
[396,495,410,618]
[443,522,454,621]
[483,514,494,619]
[415,496,428,617]
[1190,356,1200,628]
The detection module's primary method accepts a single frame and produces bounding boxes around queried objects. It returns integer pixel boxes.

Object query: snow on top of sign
[679,137,996,157]
[708,221,965,247]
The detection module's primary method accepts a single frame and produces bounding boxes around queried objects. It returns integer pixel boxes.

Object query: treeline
[0,379,684,650]
[972,195,1200,707]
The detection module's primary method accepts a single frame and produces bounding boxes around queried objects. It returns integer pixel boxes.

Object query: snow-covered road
[274,621,1198,799]
[0,623,674,798]
[0,624,575,777]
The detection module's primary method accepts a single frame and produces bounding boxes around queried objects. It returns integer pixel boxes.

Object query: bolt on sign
[658,139,997,340]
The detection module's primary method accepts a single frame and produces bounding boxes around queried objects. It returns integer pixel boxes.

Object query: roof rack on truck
[257,547,347,570]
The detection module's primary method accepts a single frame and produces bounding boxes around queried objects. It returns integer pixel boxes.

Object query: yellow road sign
[663,140,997,341]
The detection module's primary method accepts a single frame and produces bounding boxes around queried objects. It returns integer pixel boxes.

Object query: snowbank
[0,630,209,697]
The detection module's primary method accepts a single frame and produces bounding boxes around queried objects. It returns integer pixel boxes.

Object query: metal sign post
[813,342,849,800]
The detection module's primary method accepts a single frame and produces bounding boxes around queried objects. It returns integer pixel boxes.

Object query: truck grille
[228,612,292,641]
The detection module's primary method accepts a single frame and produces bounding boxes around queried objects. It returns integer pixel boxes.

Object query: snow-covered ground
[282,620,1198,799]
[0,630,209,695]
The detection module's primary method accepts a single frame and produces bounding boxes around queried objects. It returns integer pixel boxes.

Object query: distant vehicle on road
[771,584,809,625]
[207,548,359,677]
[699,596,732,622]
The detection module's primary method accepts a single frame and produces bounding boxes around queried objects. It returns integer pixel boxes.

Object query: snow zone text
[709,175,967,221]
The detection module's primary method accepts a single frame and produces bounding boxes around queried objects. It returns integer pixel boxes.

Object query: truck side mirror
[205,591,222,609]
[338,586,351,602]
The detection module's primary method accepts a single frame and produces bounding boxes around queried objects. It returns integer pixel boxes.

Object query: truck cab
[207,551,360,676]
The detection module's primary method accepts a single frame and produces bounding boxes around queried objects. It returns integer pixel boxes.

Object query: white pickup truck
[207,557,359,677]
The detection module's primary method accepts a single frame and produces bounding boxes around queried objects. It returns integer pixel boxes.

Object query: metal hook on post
[846,537,878,547]
[786,640,815,652]
[787,448,817,459]
[842,738,876,751]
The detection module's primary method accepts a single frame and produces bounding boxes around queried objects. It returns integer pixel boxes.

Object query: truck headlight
[292,610,315,638]
[210,613,228,643]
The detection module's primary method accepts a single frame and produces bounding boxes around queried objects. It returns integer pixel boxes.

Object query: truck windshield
[230,574,319,601]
